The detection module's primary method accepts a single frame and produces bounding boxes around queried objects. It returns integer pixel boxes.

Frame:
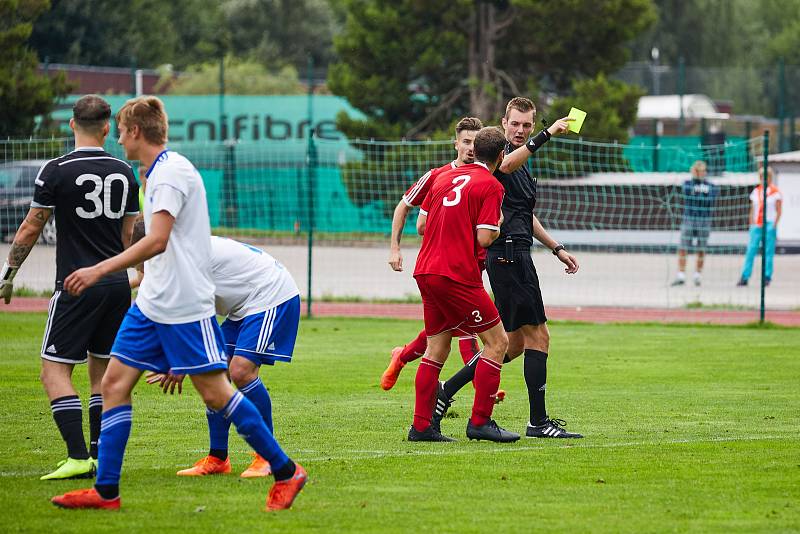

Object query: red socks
[400,329,428,364]
[470,357,502,426]
[412,357,443,431]
[457,335,479,364]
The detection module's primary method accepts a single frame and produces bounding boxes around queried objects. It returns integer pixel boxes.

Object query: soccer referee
[488,97,583,438]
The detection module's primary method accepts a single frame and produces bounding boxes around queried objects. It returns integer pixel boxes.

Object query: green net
[1,135,796,311]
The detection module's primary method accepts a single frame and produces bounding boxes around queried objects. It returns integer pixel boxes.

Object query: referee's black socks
[524,349,548,425]
[442,354,480,399]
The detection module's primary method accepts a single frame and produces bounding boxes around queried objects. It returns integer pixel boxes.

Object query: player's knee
[100,373,127,403]
[229,361,258,388]
[39,364,68,395]
[526,326,549,352]
[537,329,550,351]
[495,332,509,356]
[198,389,227,411]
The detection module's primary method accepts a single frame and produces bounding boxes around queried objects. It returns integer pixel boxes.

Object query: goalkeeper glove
[0,262,19,304]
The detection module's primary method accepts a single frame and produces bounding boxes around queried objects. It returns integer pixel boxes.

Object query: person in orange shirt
[738,165,782,287]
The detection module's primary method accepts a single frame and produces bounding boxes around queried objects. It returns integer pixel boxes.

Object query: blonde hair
[690,160,707,175]
[115,96,168,145]
[505,97,536,119]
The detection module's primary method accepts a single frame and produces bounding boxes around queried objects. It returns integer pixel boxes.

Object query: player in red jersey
[408,126,519,443]
[382,117,486,391]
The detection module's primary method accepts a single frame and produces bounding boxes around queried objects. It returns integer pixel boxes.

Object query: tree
[167,57,304,95]
[29,0,339,74]
[329,0,655,139]
[548,74,645,144]
[223,0,340,72]
[29,0,226,69]
[538,74,646,177]
[0,0,71,138]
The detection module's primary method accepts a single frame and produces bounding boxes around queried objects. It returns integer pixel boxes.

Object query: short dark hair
[505,96,536,119]
[455,117,483,136]
[474,126,507,163]
[73,95,111,135]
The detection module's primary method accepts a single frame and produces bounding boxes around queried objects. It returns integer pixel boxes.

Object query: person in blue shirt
[672,161,719,286]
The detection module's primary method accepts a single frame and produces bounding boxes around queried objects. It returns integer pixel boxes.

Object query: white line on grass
[2,435,793,477]
[294,434,793,462]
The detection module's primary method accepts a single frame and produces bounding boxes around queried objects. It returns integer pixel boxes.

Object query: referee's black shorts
[486,248,547,331]
[41,282,131,364]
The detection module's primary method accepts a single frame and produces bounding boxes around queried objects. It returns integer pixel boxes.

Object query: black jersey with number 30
[31,147,140,289]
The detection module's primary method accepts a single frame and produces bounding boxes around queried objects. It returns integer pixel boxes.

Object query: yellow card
[568,107,587,134]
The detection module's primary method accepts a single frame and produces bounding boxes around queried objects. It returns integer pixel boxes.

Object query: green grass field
[1,313,799,533]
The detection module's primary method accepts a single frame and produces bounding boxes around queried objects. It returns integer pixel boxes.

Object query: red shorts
[415,274,501,337]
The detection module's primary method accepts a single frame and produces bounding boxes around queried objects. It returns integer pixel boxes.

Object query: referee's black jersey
[31,147,140,290]
[490,142,536,251]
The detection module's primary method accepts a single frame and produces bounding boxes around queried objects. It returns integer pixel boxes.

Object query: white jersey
[210,236,300,321]
[137,150,216,324]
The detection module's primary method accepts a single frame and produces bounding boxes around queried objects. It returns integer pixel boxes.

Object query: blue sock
[206,407,231,460]
[222,391,290,473]
[239,377,273,434]
[95,405,132,498]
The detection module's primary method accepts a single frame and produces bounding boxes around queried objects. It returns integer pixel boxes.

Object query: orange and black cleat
[266,463,308,511]
[380,347,406,391]
[51,488,120,510]
[176,455,231,476]
[241,453,272,478]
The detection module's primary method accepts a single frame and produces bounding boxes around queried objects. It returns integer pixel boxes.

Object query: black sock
[442,353,480,400]
[94,484,119,500]
[524,349,548,426]
[50,395,89,460]
[209,448,228,461]
[88,394,102,459]
[272,460,296,482]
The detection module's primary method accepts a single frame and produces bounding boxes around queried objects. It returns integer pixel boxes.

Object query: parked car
[0,160,57,245]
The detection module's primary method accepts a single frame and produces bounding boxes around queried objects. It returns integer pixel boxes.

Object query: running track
[4,298,799,326]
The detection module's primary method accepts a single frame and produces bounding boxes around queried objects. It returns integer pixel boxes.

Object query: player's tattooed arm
[6,208,51,267]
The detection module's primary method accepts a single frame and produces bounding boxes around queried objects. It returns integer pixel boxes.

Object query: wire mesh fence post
[306,55,316,318]
[760,130,769,323]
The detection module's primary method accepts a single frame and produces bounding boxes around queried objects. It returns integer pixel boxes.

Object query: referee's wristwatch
[552,244,566,255]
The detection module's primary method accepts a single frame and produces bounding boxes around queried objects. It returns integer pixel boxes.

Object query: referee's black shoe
[430,381,453,434]
[526,418,583,439]
[466,419,520,443]
[408,425,456,442]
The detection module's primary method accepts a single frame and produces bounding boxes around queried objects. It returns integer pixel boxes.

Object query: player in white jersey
[133,231,301,478]
[51,96,306,512]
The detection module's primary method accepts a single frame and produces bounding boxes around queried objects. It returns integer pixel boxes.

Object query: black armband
[525,129,551,154]
[552,244,565,255]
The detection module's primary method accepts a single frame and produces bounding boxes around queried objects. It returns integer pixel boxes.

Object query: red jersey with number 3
[414,162,504,287]
[402,161,457,207]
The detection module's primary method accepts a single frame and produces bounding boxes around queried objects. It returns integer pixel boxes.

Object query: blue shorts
[220,295,300,366]
[110,304,228,375]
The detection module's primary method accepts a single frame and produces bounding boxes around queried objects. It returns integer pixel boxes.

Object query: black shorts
[486,248,547,331]
[41,282,131,364]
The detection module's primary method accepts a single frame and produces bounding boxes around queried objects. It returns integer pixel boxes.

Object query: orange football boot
[493,389,506,404]
[266,463,308,511]
[380,346,406,390]
[51,488,120,510]
[241,453,272,478]
[176,455,231,476]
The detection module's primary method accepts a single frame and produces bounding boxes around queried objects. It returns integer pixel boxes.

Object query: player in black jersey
[431,98,584,439]
[0,95,139,479]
